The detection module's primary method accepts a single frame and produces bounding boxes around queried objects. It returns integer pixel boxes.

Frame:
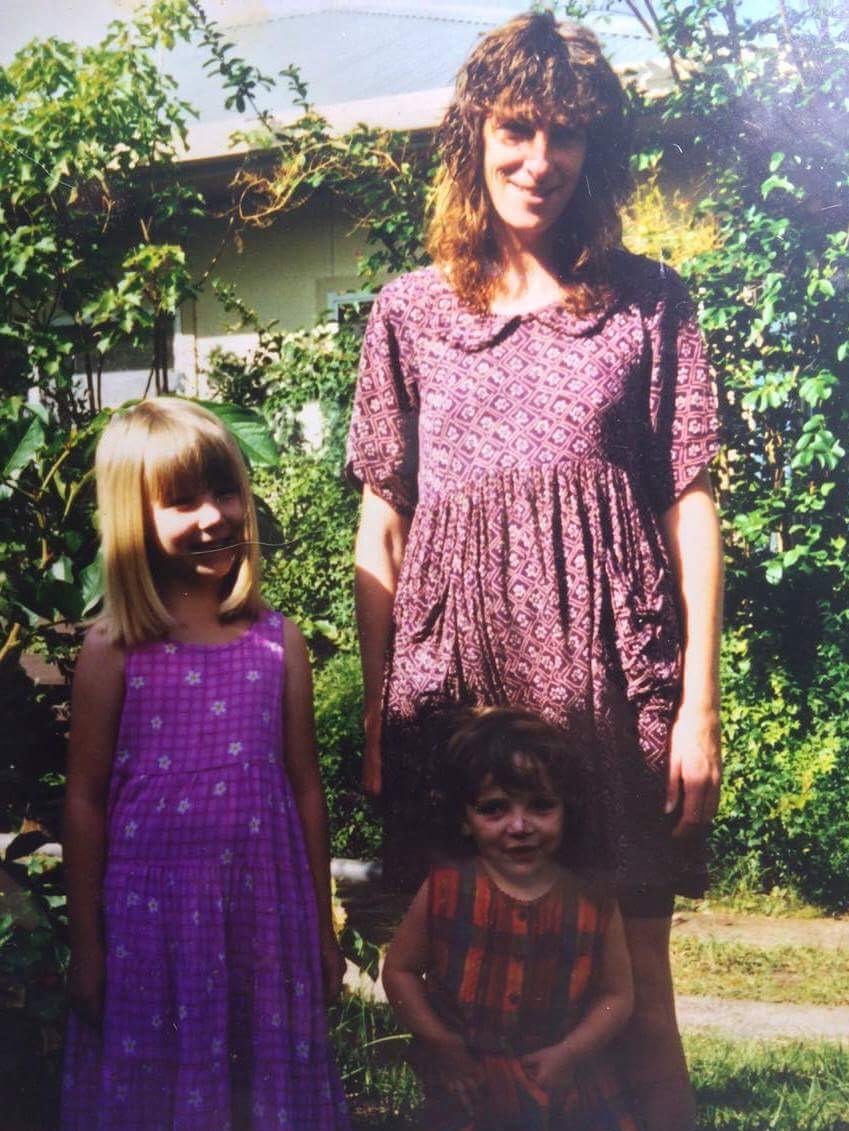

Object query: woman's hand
[68,945,105,1029]
[422,1032,484,1116]
[665,701,722,837]
[520,1042,575,1104]
[659,470,724,839]
[319,934,347,1002]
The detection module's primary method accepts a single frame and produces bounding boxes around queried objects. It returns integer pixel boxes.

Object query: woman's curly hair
[426,10,633,315]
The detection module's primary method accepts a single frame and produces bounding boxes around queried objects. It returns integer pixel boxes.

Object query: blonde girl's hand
[520,1043,575,1105]
[424,1032,485,1117]
[320,935,347,1002]
[68,945,106,1029]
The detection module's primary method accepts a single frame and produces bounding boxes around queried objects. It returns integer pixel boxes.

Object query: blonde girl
[62,398,349,1131]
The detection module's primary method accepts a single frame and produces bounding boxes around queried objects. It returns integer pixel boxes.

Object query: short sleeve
[345,291,419,516]
[645,265,720,513]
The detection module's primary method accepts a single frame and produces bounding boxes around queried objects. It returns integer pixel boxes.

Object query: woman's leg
[617,915,696,1131]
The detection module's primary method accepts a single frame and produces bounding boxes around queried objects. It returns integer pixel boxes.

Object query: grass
[687,1035,849,1130]
[335,996,849,1131]
[671,936,849,1005]
[676,886,827,920]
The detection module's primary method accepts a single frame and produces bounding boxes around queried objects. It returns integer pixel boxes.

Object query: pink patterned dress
[62,609,349,1131]
[346,255,720,897]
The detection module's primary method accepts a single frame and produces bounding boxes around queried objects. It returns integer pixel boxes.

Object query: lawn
[333,996,849,1131]
[671,936,849,1005]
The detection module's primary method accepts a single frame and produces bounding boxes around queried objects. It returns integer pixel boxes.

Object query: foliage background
[1,0,848,1121]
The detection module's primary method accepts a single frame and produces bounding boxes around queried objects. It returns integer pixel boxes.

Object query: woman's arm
[383,881,483,1113]
[354,485,411,796]
[659,468,724,836]
[520,902,634,1098]
[282,617,345,1000]
[64,623,125,1027]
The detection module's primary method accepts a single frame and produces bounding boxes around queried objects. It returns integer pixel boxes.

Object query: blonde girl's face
[482,111,587,248]
[149,478,246,585]
[463,770,565,886]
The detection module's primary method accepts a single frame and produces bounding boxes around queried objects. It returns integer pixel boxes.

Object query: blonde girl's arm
[520,901,634,1099]
[383,881,484,1115]
[281,617,345,1001]
[354,485,411,796]
[64,622,126,1028]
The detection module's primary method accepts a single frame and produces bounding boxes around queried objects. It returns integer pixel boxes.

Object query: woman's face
[482,111,587,248]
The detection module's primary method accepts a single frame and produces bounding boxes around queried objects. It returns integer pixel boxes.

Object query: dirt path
[677,995,849,1043]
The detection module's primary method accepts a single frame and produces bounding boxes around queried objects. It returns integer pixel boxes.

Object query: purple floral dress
[346,255,720,896]
[62,609,349,1131]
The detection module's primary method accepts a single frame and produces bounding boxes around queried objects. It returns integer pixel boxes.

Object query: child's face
[150,480,245,584]
[463,770,564,884]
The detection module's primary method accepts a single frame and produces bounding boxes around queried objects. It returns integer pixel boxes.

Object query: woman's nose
[524,131,552,176]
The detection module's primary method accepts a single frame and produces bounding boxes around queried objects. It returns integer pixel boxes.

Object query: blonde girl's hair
[95,398,263,646]
[427,10,633,315]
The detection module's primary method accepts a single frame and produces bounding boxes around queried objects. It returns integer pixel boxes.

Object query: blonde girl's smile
[150,484,245,581]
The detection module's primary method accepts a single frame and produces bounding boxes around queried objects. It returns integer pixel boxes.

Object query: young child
[383,707,639,1131]
[62,398,349,1131]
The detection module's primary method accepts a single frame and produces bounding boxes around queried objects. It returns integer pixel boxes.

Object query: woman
[347,12,722,1131]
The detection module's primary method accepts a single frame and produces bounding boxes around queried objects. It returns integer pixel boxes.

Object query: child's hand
[68,947,105,1029]
[423,1032,484,1117]
[320,936,347,1002]
[519,1043,576,1104]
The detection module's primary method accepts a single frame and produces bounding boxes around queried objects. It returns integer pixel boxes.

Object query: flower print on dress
[129,676,145,689]
[246,669,260,682]
[177,798,191,814]
[185,670,202,686]
[228,741,243,756]
[150,715,163,730]
[158,756,171,770]
[213,781,227,796]
[211,700,226,716]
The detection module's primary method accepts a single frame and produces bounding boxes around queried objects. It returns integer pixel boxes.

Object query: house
[6,1,668,402]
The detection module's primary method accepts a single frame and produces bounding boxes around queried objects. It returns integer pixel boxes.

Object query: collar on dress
[423,267,620,352]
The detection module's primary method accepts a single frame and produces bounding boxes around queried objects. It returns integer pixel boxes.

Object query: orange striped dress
[420,860,640,1131]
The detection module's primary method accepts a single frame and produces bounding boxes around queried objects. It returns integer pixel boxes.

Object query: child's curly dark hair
[433,705,585,862]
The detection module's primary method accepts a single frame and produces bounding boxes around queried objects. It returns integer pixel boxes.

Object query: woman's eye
[551,126,583,147]
[499,121,532,141]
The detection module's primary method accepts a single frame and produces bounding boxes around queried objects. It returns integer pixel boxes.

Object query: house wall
[179,191,373,395]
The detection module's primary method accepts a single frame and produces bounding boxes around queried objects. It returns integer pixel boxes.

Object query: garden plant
[0,0,848,1124]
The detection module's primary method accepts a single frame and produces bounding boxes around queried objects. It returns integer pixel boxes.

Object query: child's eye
[529,797,560,814]
[473,800,508,817]
[215,486,239,500]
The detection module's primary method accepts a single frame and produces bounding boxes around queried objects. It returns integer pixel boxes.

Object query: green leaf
[80,551,104,616]
[197,401,278,467]
[3,415,45,479]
